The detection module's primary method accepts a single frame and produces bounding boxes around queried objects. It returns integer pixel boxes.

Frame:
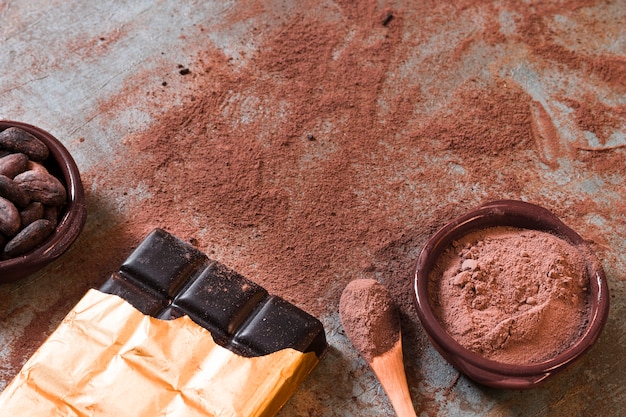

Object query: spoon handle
[369,338,417,417]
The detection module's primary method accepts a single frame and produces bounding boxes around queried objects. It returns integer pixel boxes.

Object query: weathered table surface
[1,1,625,416]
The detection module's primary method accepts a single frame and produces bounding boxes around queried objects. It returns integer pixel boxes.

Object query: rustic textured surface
[1,1,625,416]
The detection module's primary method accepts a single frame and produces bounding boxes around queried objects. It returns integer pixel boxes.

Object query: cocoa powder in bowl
[413,200,610,389]
[430,226,590,365]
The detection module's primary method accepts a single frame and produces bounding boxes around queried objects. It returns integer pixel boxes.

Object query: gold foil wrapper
[0,289,320,416]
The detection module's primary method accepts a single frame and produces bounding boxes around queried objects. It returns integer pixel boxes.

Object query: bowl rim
[414,200,610,386]
[0,120,87,282]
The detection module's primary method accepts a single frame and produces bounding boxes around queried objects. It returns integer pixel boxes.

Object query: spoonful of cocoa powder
[340,279,417,417]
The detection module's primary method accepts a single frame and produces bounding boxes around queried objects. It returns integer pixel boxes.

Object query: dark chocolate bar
[99,228,327,359]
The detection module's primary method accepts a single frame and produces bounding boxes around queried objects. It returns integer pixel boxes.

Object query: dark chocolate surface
[99,228,328,358]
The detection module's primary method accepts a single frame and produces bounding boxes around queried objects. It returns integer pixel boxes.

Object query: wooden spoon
[339,279,417,417]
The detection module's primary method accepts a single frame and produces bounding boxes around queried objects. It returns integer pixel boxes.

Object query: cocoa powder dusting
[81,0,625,322]
[2,1,625,415]
[340,279,400,362]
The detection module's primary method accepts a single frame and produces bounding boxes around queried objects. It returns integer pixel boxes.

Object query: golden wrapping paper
[0,289,320,416]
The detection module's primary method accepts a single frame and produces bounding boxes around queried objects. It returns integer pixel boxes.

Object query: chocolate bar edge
[99,228,328,359]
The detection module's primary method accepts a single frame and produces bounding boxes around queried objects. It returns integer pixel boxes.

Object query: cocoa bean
[0,153,29,178]
[14,170,66,206]
[4,219,54,258]
[0,174,31,208]
[26,160,50,175]
[43,205,60,228]
[20,201,44,227]
[0,127,49,161]
[0,196,21,236]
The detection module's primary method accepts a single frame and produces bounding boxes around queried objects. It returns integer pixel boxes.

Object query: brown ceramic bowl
[0,121,87,283]
[414,200,609,389]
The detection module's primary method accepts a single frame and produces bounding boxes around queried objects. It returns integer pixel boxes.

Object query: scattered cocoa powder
[5,2,625,414]
[429,226,590,364]
[79,0,626,323]
[339,279,400,362]
[564,94,626,145]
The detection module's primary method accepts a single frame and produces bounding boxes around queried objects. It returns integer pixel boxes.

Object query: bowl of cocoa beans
[0,120,86,283]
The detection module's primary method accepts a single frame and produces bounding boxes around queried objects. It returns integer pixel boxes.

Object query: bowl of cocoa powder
[0,121,86,283]
[414,200,609,389]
